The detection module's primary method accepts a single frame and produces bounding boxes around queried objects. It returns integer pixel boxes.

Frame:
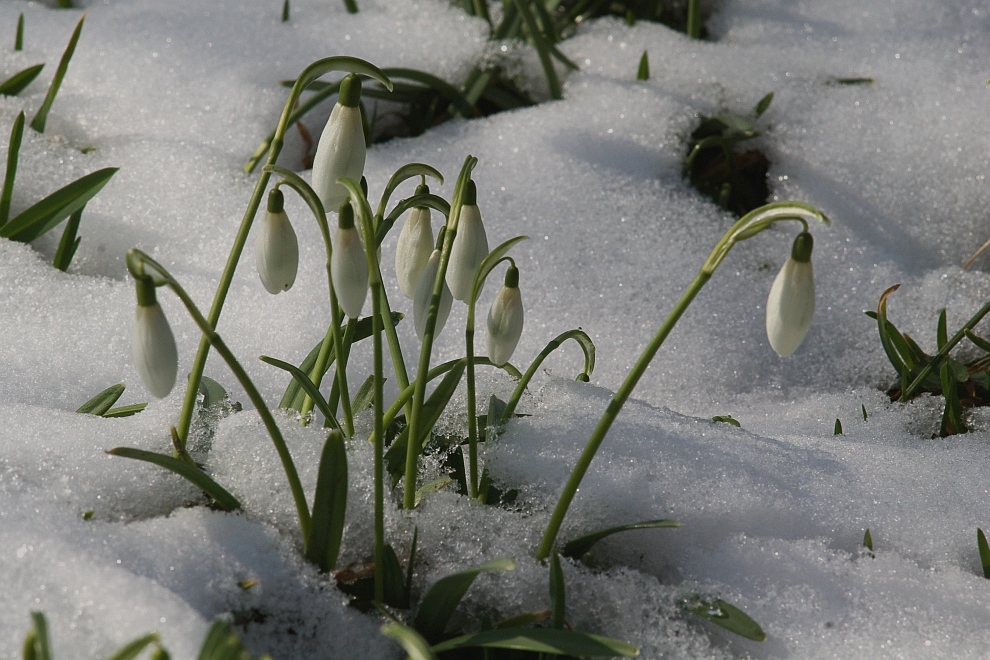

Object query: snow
[2,0,990,657]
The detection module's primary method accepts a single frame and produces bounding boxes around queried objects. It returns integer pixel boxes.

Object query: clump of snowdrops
[109,54,830,656]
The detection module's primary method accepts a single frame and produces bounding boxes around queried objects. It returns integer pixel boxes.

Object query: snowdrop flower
[446,180,489,302]
[331,201,368,318]
[395,183,434,300]
[311,74,366,213]
[765,231,815,357]
[132,279,178,398]
[414,249,453,339]
[487,265,524,367]
[255,188,298,294]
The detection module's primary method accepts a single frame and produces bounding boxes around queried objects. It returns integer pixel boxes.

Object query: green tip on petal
[338,200,355,229]
[463,179,477,206]
[791,231,813,263]
[338,73,362,107]
[267,187,285,213]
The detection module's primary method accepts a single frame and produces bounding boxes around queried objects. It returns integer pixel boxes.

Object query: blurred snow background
[2,0,990,657]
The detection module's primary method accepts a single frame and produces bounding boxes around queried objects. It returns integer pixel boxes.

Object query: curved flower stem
[127,249,312,543]
[535,202,829,561]
[403,155,478,509]
[174,57,391,448]
[500,328,596,424]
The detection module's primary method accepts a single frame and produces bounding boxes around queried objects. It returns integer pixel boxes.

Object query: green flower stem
[535,202,829,561]
[465,315,479,498]
[500,328,595,424]
[403,155,478,509]
[263,166,351,432]
[687,0,701,39]
[902,298,990,399]
[341,178,386,603]
[327,317,357,436]
[175,57,391,449]
[127,249,312,543]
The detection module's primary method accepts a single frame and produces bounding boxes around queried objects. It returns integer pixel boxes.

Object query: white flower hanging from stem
[255,187,299,294]
[331,200,369,318]
[445,180,489,302]
[487,265,524,367]
[765,231,815,357]
[414,245,453,339]
[311,74,366,213]
[132,276,178,399]
[395,182,434,300]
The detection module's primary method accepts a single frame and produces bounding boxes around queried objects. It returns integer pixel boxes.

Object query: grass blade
[0,63,45,97]
[281,0,289,21]
[549,552,565,630]
[561,519,680,559]
[103,633,160,660]
[53,204,83,271]
[414,557,515,642]
[513,0,562,100]
[76,382,125,415]
[306,430,348,572]
[0,111,25,228]
[260,354,343,433]
[30,14,85,133]
[16,13,24,51]
[430,628,639,657]
[381,622,437,660]
[637,51,649,80]
[27,612,52,660]
[108,447,242,512]
[978,528,990,578]
[683,597,766,641]
[0,167,118,243]
[103,403,147,418]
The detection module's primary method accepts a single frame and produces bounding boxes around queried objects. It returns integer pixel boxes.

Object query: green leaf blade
[1,167,118,243]
[684,597,767,642]
[76,383,125,415]
[561,520,680,559]
[414,557,515,642]
[30,15,85,133]
[431,628,639,657]
[0,63,44,97]
[306,430,348,572]
[108,447,242,512]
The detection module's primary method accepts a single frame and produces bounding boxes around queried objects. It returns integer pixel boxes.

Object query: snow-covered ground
[3,0,990,657]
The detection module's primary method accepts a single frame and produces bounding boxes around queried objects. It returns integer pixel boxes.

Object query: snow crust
[3,0,990,657]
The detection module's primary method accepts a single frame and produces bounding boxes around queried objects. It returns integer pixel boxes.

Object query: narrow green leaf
[103,403,148,418]
[978,528,990,579]
[76,383,125,415]
[513,0,562,99]
[15,13,24,51]
[30,14,85,133]
[56,0,73,8]
[381,622,437,660]
[0,63,44,97]
[834,418,842,435]
[754,91,774,117]
[382,543,407,608]
[306,430,347,572]
[53,205,83,271]
[0,111,25,228]
[965,329,990,353]
[404,526,418,609]
[549,552,565,630]
[875,285,908,393]
[197,375,228,411]
[1,167,118,243]
[863,528,874,552]
[380,68,476,121]
[197,620,253,660]
[351,374,376,413]
[414,476,452,507]
[108,447,242,512]
[343,0,359,13]
[281,0,290,21]
[493,611,550,629]
[561,519,680,559]
[431,628,640,657]
[684,597,766,641]
[260,355,343,433]
[27,612,52,660]
[414,557,516,642]
[470,236,530,305]
[279,340,325,410]
[637,51,649,81]
[861,404,868,420]
[103,633,160,660]
[711,414,740,427]
[937,308,948,350]
[827,76,875,86]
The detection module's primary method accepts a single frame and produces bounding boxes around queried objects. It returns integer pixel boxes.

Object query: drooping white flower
[133,281,178,398]
[765,231,815,357]
[331,201,369,318]
[311,74,366,213]
[414,249,453,339]
[255,188,298,294]
[395,184,434,300]
[486,266,524,367]
[446,180,489,302]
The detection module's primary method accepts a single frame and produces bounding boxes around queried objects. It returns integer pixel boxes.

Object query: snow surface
[2,0,990,657]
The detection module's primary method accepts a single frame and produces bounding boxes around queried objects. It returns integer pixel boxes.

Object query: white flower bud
[486,266,523,367]
[395,200,433,300]
[765,232,815,357]
[255,189,298,294]
[311,75,366,213]
[446,181,489,302]
[414,249,453,340]
[133,296,178,399]
[331,203,368,319]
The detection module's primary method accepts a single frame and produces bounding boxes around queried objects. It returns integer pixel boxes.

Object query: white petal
[414,250,452,339]
[487,286,523,367]
[133,302,178,398]
[445,204,489,302]
[395,206,434,299]
[331,226,369,318]
[311,104,366,212]
[255,209,299,294]
[765,257,815,357]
